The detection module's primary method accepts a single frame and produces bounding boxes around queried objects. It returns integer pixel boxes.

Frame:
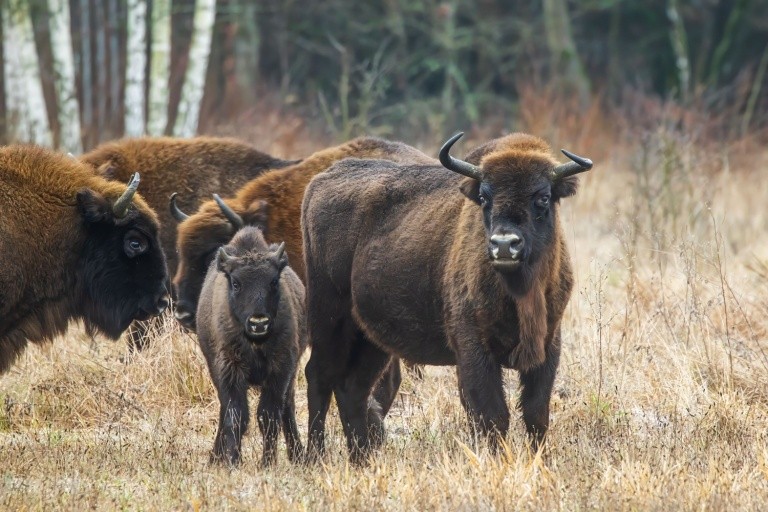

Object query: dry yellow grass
[2,114,768,510]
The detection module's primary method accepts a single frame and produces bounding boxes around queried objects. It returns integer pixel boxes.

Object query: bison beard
[302,132,592,463]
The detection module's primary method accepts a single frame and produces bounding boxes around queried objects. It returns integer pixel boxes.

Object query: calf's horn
[169,193,190,222]
[213,193,244,229]
[439,132,483,181]
[113,173,140,218]
[551,149,593,180]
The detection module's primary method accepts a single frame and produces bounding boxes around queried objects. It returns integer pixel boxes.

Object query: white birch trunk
[173,0,217,137]
[2,0,52,145]
[125,0,147,136]
[47,0,82,152]
[147,0,171,136]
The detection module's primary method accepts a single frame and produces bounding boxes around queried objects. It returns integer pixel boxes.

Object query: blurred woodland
[1,0,767,151]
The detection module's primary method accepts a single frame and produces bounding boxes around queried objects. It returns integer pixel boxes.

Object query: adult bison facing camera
[0,146,169,374]
[302,132,593,463]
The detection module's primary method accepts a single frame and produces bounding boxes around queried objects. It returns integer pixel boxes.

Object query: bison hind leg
[334,338,393,465]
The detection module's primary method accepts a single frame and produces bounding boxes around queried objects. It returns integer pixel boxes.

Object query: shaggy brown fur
[80,136,297,275]
[302,133,591,462]
[0,145,168,374]
[173,137,434,422]
[173,136,434,327]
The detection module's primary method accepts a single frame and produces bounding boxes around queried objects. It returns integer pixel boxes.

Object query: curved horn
[439,132,483,181]
[274,241,286,261]
[551,149,593,180]
[169,193,190,223]
[213,193,244,229]
[218,247,233,265]
[112,172,140,218]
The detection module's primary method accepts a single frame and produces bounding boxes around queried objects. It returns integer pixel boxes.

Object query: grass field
[2,105,768,510]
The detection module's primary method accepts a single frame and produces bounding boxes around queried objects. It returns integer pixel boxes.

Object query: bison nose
[246,315,271,338]
[490,233,524,260]
[156,294,170,315]
[173,301,196,330]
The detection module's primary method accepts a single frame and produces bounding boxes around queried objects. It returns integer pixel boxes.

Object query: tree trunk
[666,0,690,103]
[46,0,82,152]
[2,0,52,145]
[124,0,147,136]
[147,0,171,135]
[542,0,590,103]
[173,0,217,137]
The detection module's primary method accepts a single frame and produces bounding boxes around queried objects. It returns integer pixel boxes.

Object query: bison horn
[213,193,244,229]
[274,241,286,261]
[112,172,140,218]
[439,132,483,181]
[551,149,593,180]
[169,193,190,222]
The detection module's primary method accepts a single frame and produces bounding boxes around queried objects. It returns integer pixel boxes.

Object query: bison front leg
[456,343,509,451]
[256,383,285,467]
[518,333,561,450]
[212,382,249,466]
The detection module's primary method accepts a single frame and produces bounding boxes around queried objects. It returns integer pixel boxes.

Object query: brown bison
[0,146,169,374]
[171,136,434,418]
[196,226,305,467]
[80,136,297,278]
[301,132,593,462]
[80,136,297,349]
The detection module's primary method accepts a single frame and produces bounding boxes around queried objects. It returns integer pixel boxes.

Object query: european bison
[171,136,433,419]
[0,146,169,374]
[80,136,297,349]
[301,132,592,462]
[196,226,305,466]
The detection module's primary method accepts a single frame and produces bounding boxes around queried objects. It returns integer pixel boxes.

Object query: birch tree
[147,0,171,135]
[125,0,147,136]
[2,0,52,145]
[174,0,217,137]
[47,0,82,152]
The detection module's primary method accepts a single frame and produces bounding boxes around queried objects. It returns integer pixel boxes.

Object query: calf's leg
[212,382,249,466]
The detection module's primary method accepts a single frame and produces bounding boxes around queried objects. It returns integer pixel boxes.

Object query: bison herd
[0,131,593,466]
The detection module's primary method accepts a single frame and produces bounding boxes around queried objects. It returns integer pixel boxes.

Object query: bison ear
[459,177,482,205]
[97,161,117,180]
[217,247,234,274]
[77,189,114,225]
[552,175,579,200]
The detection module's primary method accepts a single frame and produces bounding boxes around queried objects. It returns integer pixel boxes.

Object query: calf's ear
[459,177,482,205]
[77,188,114,225]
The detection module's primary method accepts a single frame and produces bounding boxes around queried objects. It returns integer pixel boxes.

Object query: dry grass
[3,98,768,510]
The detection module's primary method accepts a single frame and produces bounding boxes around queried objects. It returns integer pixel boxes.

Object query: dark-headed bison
[0,146,169,374]
[196,226,305,467]
[301,132,593,462]
[80,136,297,277]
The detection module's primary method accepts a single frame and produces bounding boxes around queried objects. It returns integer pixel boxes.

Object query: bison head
[170,194,266,332]
[440,132,592,297]
[216,227,288,342]
[76,173,169,338]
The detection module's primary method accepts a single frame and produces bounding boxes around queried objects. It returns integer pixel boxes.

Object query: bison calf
[196,226,306,466]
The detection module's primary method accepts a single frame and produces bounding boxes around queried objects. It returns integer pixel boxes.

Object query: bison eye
[270,277,279,289]
[124,234,148,258]
[231,280,241,293]
[478,194,489,206]
[535,194,551,209]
